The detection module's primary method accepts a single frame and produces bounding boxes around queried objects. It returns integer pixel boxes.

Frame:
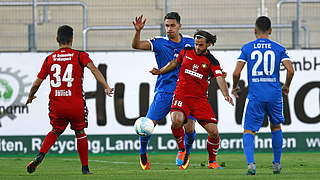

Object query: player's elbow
[233,71,241,79]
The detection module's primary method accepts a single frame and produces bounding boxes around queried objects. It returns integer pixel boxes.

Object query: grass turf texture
[1,152,319,180]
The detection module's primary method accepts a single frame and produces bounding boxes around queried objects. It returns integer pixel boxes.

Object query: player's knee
[184,120,195,134]
[270,123,281,131]
[170,111,184,128]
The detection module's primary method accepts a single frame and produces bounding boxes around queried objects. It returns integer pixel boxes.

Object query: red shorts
[170,95,217,127]
[49,104,88,132]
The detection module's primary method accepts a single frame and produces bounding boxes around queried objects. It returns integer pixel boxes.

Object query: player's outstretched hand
[149,67,161,75]
[105,87,114,97]
[282,85,289,95]
[224,96,234,106]
[26,96,36,105]
[133,15,146,31]
[231,87,240,99]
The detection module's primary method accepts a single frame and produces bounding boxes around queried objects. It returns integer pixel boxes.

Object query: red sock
[76,133,88,166]
[207,136,220,162]
[171,125,185,150]
[40,131,59,154]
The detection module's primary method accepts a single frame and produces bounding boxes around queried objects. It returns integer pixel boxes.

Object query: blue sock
[139,135,151,155]
[271,130,283,164]
[243,133,255,164]
[185,130,196,155]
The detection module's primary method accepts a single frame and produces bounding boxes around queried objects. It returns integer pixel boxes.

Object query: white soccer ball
[134,117,154,136]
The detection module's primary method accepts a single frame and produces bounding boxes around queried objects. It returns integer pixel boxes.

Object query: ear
[254,27,257,35]
[269,28,272,35]
[178,23,182,30]
[56,37,59,43]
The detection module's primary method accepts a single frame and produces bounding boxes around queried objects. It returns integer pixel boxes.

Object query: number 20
[251,50,275,76]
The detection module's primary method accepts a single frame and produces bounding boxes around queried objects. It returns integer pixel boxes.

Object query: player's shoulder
[149,35,169,43]
[183,46,194,51]
[206,51,220,66]
[269,39,286,50]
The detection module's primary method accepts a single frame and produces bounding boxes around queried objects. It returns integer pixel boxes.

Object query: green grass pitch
[1,152,319,180]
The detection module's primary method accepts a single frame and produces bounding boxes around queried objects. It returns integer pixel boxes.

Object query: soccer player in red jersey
[25,25,113,175]
[150,30,234,169]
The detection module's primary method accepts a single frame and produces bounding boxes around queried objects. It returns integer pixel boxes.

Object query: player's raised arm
[26,78,44,104]
[282,60,295,95]
[149,59,179,75]
[232,61,246,98]
[86,62,114,97]
[132,15,151,50]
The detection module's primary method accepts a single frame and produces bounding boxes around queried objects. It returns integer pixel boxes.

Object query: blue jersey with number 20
[238,38,290,102]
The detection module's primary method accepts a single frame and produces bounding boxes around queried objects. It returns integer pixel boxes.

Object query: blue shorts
[147,92,196,122]
[243,98,285,132]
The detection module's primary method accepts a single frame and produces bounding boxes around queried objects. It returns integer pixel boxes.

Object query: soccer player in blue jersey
[232,16,294,175]
[132,12,196,170]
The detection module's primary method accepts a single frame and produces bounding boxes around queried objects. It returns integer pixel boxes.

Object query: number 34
[50,64,74,87]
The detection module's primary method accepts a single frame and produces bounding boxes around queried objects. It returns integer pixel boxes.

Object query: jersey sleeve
[37,57,49,80]
[176,49,186,63]
[280,47,290,62]
[148,36,162,52]
[79,51,93,67]
[237,46,248,62]
[210,62,223,78]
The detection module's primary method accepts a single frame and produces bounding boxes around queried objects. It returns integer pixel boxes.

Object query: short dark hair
[255,16,271,33]
[164,12,181,24]
[194,30,217,46]
[57,25,73,44]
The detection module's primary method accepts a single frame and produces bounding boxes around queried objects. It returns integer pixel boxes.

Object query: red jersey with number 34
[174,47,223,98]
[37,48,92,109]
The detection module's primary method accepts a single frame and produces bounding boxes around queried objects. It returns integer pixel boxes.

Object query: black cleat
[82,166,93,175]
[26,152,45,174]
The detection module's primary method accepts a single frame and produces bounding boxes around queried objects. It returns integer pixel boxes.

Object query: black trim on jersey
[205,53,220,66]
[180,47,194,62]
[76,50,88,126]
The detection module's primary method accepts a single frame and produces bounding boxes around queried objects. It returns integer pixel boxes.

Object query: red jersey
[174,47,223,98]
[37,48,92,111]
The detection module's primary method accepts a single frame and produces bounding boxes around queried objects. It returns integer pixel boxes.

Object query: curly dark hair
[194,30,216,46]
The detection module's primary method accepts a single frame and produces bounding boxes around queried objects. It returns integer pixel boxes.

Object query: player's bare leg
[75,129,92,175]
[204,123,223,169]
[170,111,187,166]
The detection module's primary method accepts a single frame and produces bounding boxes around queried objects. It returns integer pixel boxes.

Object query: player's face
[164,19,181,39]
[195,38,210,55]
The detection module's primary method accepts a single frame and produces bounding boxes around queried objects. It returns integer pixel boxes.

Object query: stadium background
[0,0,319,156]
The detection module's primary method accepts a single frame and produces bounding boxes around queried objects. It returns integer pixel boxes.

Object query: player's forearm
[284,69,294,88]
[93,69,110,89]
[132,30,142,49]
[28,79,42,98]
[232,72,240,89]
[159,60,178,74]
[216,76,230,97]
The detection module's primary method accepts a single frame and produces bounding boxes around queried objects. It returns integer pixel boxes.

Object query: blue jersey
[149,34,194,93]
[238,38,290,102]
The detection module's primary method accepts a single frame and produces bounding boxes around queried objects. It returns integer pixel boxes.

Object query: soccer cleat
[208,161,224,169]
[26,153,44,174]
[82,166,93,175]
[179,154,190,169]
[273,162,282,174]
[139,153,150,170]
[246,163,256,175]
[176,149,186,166]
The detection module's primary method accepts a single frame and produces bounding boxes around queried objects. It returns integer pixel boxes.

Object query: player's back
[238,38,290,102]
[43,48,89,110]
[149,34,194,93]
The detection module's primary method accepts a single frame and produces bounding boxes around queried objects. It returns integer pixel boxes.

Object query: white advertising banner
[0,50,319,135]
